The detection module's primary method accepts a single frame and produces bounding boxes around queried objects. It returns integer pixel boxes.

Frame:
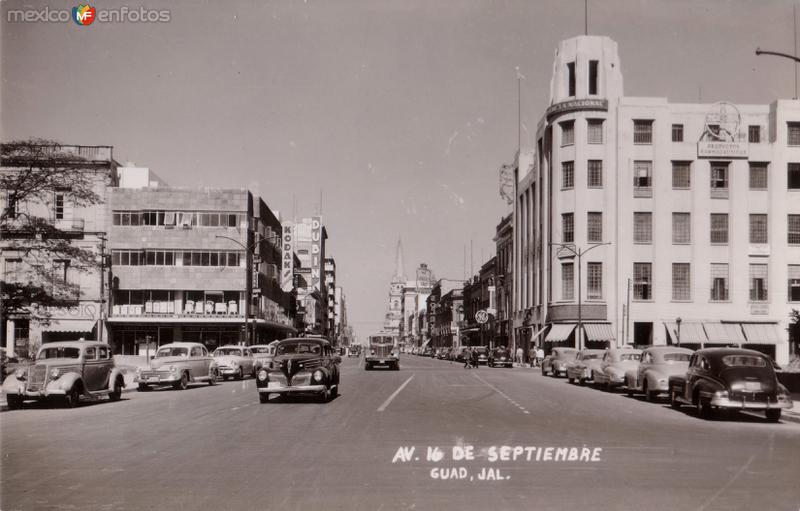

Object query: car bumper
[257,383,327,394]
[365,358,398,364]
[5,387,67,398]
[134,374,181,384]
[710,396,793,410]
[219,368,242,376]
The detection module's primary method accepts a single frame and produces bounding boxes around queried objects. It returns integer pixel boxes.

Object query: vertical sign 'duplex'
[281,223,294,292]
[311,216,322,290]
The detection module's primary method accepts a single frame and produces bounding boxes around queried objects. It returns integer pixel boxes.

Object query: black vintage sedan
[668,348,793,421]
[488,347,513,368]
[256,337,341,403]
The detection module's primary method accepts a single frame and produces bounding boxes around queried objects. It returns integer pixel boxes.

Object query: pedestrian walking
[472,347,479,369]
[515,346,523,366]
[536,347,545,368]
[529,347,537,368]
[463,347,472,369]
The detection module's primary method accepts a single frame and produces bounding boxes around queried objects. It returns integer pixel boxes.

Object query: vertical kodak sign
[281,223,294,291]
[311,216,322,290]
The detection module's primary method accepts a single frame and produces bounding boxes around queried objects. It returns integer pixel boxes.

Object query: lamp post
[755,47,800,99]
[675,317,682,347]
[549,242,611,351]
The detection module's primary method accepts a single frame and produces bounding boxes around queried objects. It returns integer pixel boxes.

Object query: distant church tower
[384,238,405,335]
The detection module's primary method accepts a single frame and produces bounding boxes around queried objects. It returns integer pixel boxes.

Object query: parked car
[592,348,642,389]
[347,345,362,357]
[668,348,793,421]
[542,348,577,377]
[421,346,432,357]
[626,346,693,401]
[250,341,279,369]
[3,341,125,409]
[473,346,489,365]
[488,347,513,368]
[256,337,341,403]
[135,342,218,391]
[566,349,606,385]
[213,345,258,380]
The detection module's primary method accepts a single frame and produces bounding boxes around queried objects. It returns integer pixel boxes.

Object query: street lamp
[675,317,682,347]
[549,242,611,351]
[755,47,800,99]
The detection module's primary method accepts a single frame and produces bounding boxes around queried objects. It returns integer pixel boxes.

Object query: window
[789,163,800,189]
[672,124,684,142]
[790,215,800,244]
[672,161,691,189]
[4,192,16,219]
[634,212,652,243]
[4,258,22,282]
[562,213,574,243]
[562,262,574,300]
[710,162,729,197]
[54,191,65,220]
[672,213,691,244]
[633,263,652,300]
[567,61,576,96]
[710,214,728,244]
[748,125,761,143]
[587,212,602,243]
[587,262,602,299]
[749,214,768,244]
[788,122,800,146]
[561,121,575,146]
[749,163,768,190]
[633,120,653,144]
[672,263,691,301]
[587,160,603,187]
[710,263,729,301]
[562,161,574,189]
[588,60,598,95]
[587,120,604,144]
[634,160,652,197]
[749,264,768,302]
[789,265,800,302]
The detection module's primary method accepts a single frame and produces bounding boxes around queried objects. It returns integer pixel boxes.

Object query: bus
[365,333,399,371]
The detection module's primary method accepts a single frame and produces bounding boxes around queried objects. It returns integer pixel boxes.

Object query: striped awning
[663,321,707,343]
[740,323,785,344]
[703,322,746,344]
[545,323,576,343]
[582,323,615,342]
[43,319,97,333]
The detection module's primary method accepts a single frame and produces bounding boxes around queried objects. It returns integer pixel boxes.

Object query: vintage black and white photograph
[2,0,800,509]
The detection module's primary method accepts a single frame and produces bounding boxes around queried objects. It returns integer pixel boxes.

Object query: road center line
[474,374,530,414]
[377,374,415,412]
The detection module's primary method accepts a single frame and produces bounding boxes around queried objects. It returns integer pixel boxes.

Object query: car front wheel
[109,380,122,401]
[208,368,218,386]
[173,373,189,391]
[64,387,80,408]
[669,390,682,409]
[319,386,330,403]
[259,392,270,404]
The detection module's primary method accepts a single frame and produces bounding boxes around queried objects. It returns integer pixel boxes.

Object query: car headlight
[50,368,60,379]
[136,367,143,375]
[169,365,177,372]
[713,390,729,399]
[14,368,26,380]
[231,361,239,367]
[312,370,324,382]
[257,370,268,382]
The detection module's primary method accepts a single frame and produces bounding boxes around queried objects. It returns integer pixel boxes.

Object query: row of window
[111,250,244,267]
[112,210,244,228]
[561,213,800,245]
[560,160,800,191]
[561,262,800,303]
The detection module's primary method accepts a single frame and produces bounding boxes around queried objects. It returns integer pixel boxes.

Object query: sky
[2,0,798,338]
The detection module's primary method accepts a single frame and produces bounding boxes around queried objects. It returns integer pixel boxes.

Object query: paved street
[2,355,799,511]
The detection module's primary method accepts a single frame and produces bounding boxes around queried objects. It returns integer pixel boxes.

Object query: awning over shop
[583,323,615,342]
[703,322,746,344]
[663,321,707,343]
[44,319,97,333]
[545,323,575,343]
[530,325,548,344]
[740,323,785,344]
[460,326,480,333]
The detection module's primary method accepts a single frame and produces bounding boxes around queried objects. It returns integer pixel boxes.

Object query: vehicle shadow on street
[267,393,341,404]
[0,396,132,412]
[661,404,781,424]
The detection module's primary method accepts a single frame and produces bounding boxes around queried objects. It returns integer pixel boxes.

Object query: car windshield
[583,354,600,360]
[277,342,322,355]
[619,353,641,361]
[38,347,81,359]
[475,347,487,354]
[251,347,272,355]
[156,347,189,358]
[722,355,767,368]
[214,348,242,356]
[663,353,691,362]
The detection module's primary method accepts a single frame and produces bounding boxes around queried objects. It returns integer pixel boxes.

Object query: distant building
[513,34,797,364]
[292,217,328,335]
[494,214,513,348]
[383,239,405,338]
[427,279,464,350]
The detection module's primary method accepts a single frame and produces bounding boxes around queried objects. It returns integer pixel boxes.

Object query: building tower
[383,238,405,336]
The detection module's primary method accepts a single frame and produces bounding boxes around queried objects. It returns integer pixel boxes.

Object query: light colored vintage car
[213,345,258,380]
[566,349,606,385]
[3,341,125,409]
[625,346,693,401]
[542,347,578,377]
[135,342,218,391]
[256,337,341,403]
[592,347,642,389]
[250,341,279,369]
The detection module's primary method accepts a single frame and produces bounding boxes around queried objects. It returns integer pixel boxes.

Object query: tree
[1,139,111,322]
